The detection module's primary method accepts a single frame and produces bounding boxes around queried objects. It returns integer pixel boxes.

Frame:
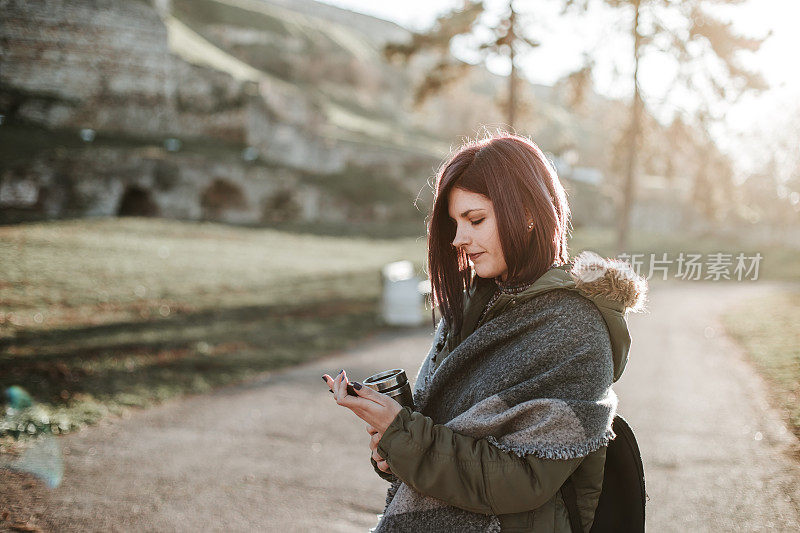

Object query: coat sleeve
[375,406,583,515]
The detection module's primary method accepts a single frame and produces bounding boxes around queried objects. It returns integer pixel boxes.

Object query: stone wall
[0,145,328,224]
[3,0,177,135]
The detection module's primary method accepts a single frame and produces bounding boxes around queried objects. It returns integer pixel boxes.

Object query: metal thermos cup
[363,369,414,409]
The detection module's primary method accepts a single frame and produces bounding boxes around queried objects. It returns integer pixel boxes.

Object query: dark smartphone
[325,375,358,396]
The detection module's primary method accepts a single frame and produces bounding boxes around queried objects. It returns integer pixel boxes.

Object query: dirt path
[616,280,800,532]
[3,281,799,532]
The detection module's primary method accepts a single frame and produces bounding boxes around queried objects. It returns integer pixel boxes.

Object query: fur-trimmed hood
[511,251,649,382]
[569,251,648,314]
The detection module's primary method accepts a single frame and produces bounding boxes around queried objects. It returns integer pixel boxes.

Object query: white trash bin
[381,260,424,326]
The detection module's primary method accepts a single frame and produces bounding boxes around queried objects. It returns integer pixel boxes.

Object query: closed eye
[471,218,485,226]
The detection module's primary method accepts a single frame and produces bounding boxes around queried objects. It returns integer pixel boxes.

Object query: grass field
[721,292,800,440]
[0,217,427,445]
[0,217,427,335]
[2,217,798,447]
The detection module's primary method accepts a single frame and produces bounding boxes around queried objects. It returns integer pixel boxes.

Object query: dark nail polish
[328,389,333,394]
[338,369,344,375]
[353,382,362,390]
[321,376,327,383]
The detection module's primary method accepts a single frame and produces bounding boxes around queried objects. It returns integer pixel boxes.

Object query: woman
[324,132,647,532]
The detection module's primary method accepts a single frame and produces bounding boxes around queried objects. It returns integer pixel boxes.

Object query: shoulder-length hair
[427,131,572,334]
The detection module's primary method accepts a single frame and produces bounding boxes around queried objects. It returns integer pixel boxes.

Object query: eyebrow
[449,208,486,220]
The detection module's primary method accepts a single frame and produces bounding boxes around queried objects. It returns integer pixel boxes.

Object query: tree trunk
[616,0,643,252]
[507,4,517,129]
[508,52,517,128]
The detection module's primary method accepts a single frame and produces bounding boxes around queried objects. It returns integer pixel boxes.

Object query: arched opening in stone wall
[261,189,300,223]
[200,179,247,220]
[117,186,159,217]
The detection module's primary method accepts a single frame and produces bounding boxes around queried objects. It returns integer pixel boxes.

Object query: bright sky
[317,0,799,170]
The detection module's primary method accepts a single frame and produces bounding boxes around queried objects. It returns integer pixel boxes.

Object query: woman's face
[448,187,509,281]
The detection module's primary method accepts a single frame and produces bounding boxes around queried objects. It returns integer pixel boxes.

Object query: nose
[452,223,470,250]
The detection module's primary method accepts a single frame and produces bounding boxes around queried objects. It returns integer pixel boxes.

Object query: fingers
[350,380,388,406]
[330,370,370,410]
[369,426,390,473]
[337,391,375,415]
[327,369,347,402]
[327,370,382,408]
[372,448,385,464]
[335,369,348,402]
[322,373,346,398]
[376,460,391,473]
[369,431,381,452]
[325,370,386,406]
[326,371,388,431]
[333,370,343,401]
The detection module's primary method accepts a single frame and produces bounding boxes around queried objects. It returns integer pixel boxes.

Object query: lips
[467,252,484,261]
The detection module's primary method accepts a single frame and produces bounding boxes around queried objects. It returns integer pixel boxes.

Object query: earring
[527,221,534,230]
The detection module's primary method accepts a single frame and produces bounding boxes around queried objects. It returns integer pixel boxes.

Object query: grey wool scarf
[372,287,619,533]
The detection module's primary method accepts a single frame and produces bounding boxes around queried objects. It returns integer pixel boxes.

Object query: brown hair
[427,131,572,334]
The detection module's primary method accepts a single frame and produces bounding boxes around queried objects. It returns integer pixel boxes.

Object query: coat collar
[485,251,648,314]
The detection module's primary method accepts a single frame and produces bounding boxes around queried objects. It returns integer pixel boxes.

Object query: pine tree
[383,1,542,129]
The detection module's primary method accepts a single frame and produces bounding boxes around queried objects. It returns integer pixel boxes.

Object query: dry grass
[721,291,800,439]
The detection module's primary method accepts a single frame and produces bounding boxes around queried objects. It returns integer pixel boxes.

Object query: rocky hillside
[0,0,621,229]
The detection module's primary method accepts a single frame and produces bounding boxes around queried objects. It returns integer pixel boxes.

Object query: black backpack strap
[560,476,584,533]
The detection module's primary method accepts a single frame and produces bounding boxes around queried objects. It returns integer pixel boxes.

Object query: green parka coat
[371,261,639,532]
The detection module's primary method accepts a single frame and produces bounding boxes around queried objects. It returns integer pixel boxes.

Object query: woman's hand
[322,369,402,439]
[367,423,392,474]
